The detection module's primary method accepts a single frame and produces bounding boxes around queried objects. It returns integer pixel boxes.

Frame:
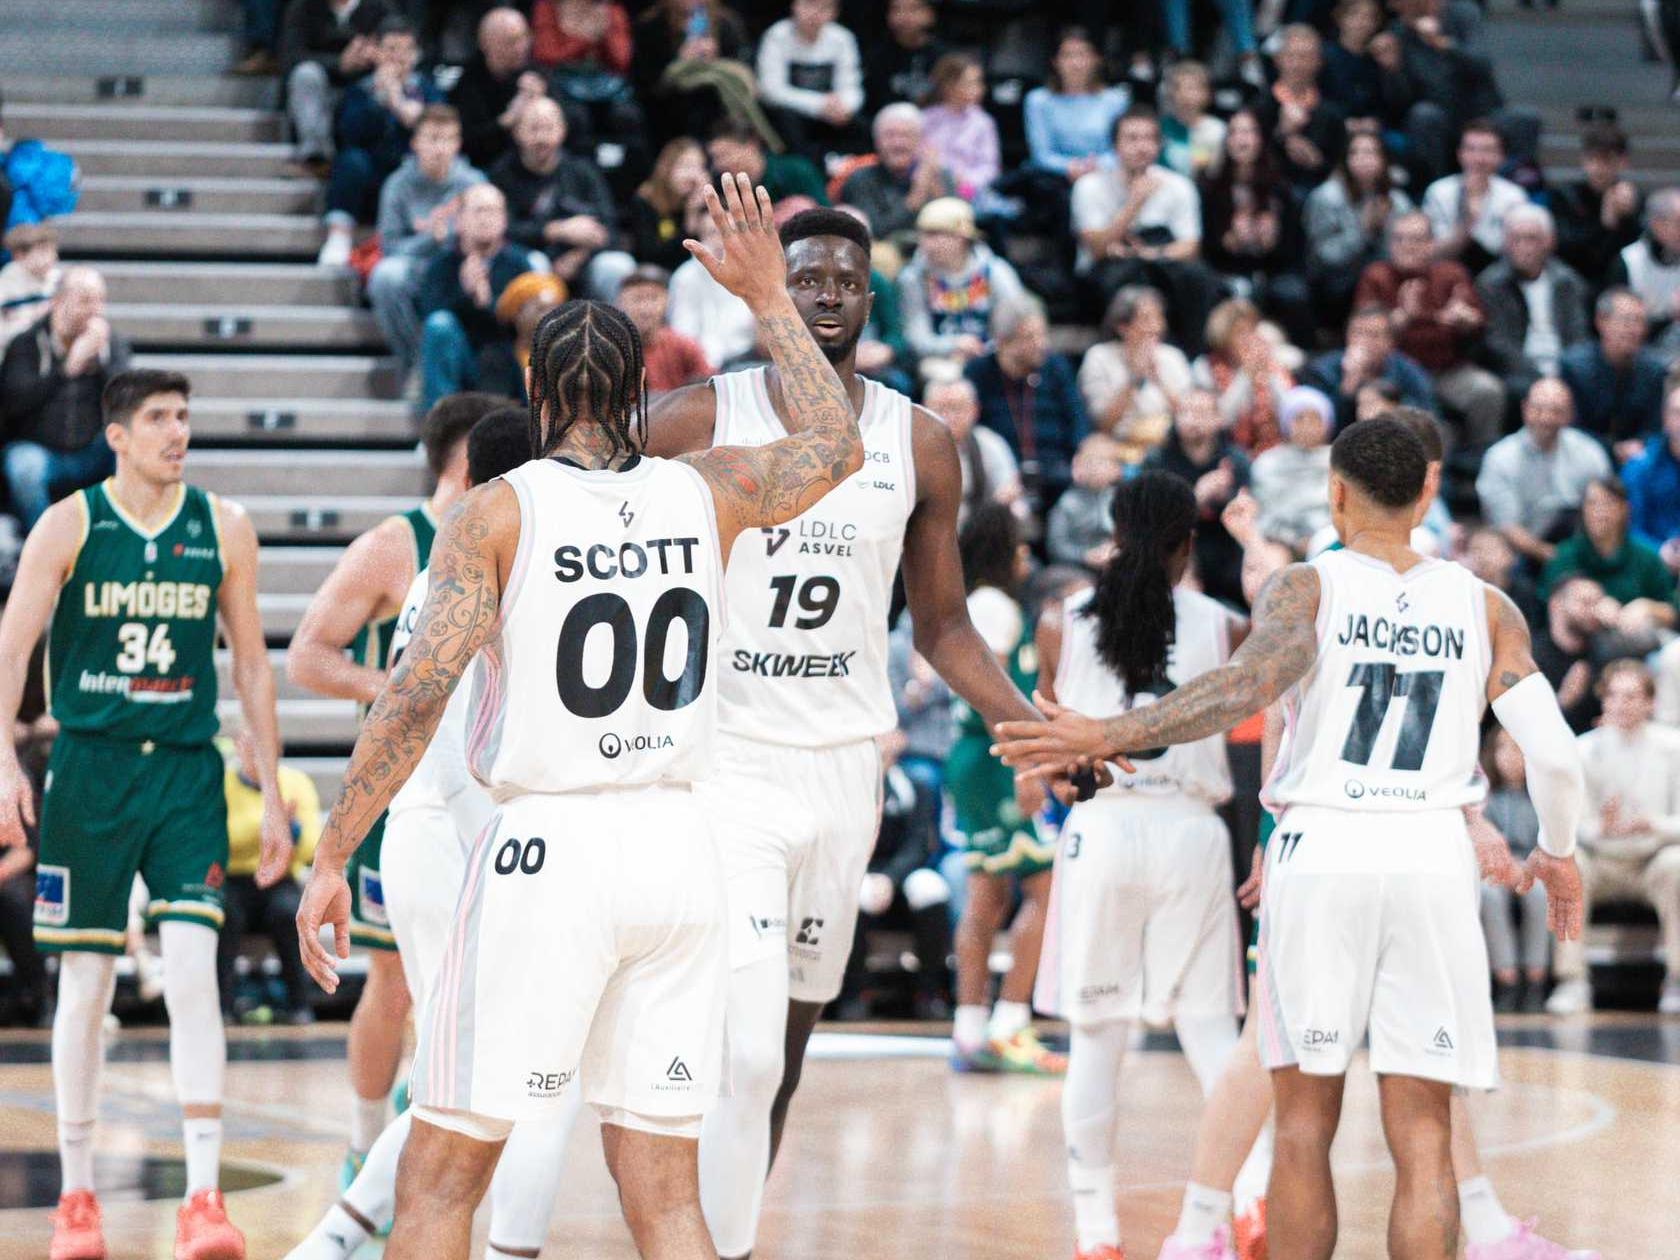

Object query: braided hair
[1083,471,1198,696]
[526,300,647,461]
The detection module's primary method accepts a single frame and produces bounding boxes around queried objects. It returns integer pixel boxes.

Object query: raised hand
[682,171,787,311]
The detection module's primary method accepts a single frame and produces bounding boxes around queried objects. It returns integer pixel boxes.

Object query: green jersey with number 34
[46,480,225,745]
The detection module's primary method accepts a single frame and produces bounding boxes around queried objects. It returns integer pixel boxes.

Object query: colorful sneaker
[390,1076,411,1117]
[1465,1220,1600,1259]
[1076,1246,1129,1260]
[49,1190,106,1260]
[989,1026,1068,1076]
[949,1041,1004,1073]
[1156,1227,1236,1260]
[174,1189,246,1260]
[1233,1198,1267,1260]
[336,1147,365,1195]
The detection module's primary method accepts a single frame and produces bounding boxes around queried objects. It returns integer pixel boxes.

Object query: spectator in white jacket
[0,223,60,352]
[666,186,756,367]
[755,0,865,161]
[1422,118,1529,274]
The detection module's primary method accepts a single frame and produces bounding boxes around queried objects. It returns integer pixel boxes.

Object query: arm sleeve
[1491,672,1586,858]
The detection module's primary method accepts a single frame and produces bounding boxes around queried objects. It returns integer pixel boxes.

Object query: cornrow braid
[526,299,648,462]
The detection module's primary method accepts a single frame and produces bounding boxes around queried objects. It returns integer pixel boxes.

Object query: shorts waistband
[1080,791,1220,818]
[57,728,214,755]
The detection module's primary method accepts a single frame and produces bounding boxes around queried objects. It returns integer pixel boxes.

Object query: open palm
[682,171,787,309]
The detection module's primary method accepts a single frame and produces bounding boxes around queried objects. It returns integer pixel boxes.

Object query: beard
[819,326,863,366]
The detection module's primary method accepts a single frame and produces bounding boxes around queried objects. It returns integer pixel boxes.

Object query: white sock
[1232,1124,1274,1213]
[1459,1175,1516,1245]
[988,1000,1031,1043]
[59,1119,96,1194]
[1062,1020,1129,1251]
[1174,1182,1233,1245]
[182,1118,222,1194]
[1068,1162,1120,1251]
[486,1103,582,1256]
[342,1109,410,1226]
[350,1093,389,1154]
[953,1004,990,1052]
[52,952,117,1195]
[302,1202,371,1256]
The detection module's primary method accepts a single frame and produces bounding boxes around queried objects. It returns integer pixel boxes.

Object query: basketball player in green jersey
[284,392,493,1191]
[0,368,289,1260]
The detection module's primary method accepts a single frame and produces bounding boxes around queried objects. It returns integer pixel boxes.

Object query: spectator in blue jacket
[1300,304,1436,432]
[1623,387,1680,569]
[1559,288,1669,463]
[417,184,531,410]
[1023,28,1129,181]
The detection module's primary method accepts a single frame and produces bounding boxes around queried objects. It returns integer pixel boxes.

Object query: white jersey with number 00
[465,456,726,798]
[1264,549,1491,814]
[1055,585,1240,807]
[710,367,915,748]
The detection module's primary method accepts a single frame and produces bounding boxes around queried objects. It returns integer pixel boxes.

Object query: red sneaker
[1233,1198,1267,1260]
[50,1190,106,1260]
[174,1189,246,1260]
[1075,1247,1128,1260]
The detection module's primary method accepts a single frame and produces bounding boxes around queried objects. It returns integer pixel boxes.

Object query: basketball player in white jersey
[646,206,1055,1260]
[995,416,1587,1259]
[294,173,865,1260]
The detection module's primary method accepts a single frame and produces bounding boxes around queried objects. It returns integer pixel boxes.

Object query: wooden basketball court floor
[1,1017,1677,1259]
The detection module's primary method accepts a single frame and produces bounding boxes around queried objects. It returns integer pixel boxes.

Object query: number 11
[1340,663,1444,771]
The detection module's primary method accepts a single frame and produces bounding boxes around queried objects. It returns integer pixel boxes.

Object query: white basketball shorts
[411,784,728,1124]
[1253,804,1498,1089]
[695,732,882,1004]
[382,803,477,1013]
[1036,795,1242,1028]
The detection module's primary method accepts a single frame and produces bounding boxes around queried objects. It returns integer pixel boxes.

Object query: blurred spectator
[615,264,712,393]
[1302,303,1436,430]
[1023,28,1130,182]
[0,222,59,350]
[898,198,1023,377]
[235,0,281,76]
[965,296,1090,518]
[1549,658,1680,1016]
[1533,574,1608,733]
[1320,0,1411,126]
[1077,285,1191,453]
[632,0,763,150]
[532,0,631,75]
[1159,61,1225,181]
[417,184,529,409]
[1622,387,1680,566]
[365,105,485,379]
[865,0,949,117]
[1163,0,1262,83]
[1606,186,1680,354]
[706,120,829,207]
[1464,521,1539,625]
[531,0,646,179]
[490,96,633,298]
[449,7,545,172]
[756,0,866,161]
[919,54,1000,202]
[1141,387,1252,605]
[1552,122,1643,288]
[1249,384,1334,549]
[485,270,565,398]
[1540,477,1677,639]
[1192,297,1295,454]
[280,0,391,173]
[1476,203,1590,400]
[1354,209,1502,446]
[838,104,956,259]
[924,376,1023,524]
[668,187,757,365]
[1422,119,1528,275]
[1303,129,1413,325]
[1046,433,1124,570]
[0,267,131,527]
[1559,288,1668,460]
[218,728,321,1025]
[1478,728,1551,1012]
[629,138,711,272]
[1475,378,1612,565]
[1256,25,1345,193]
[1391,0,1504,182]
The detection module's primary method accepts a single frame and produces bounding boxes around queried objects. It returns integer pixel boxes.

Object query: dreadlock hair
[525,300,647,461]
[1083,471,1198,696]
[958,501,1022,596]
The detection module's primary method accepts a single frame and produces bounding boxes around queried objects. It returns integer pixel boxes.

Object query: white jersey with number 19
[1264,549,1490,814]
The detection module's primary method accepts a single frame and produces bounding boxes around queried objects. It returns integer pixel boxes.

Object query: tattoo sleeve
[1100,563,1321,756]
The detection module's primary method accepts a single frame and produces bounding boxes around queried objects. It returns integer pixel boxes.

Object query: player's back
[465,455,725,798]
[1266,548,1490,814]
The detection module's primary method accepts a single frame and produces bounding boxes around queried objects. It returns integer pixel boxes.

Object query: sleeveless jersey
[348,504,437,712]
[388,567,478,818]
[47,480,225,744]
[1055,585,1239,806]
[710,366,915,747]
[1265,549,1491,813]
[465,456,726,798]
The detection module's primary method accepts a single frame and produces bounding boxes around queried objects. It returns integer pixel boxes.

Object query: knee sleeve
[1174,1012,1239,1096]
[903,867,950,913]
[412,1105,515,1144]
[160,921,225,1107]
[1062,1020,1130,1168]
[700,955,786,1257]
[487,1102,583,1253]
[52,952,118,1125]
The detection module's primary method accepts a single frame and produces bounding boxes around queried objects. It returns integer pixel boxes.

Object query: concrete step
[101,262,357,308]
[241,495,417,544]
[7,103,284,144]
[215,648,313,703]
[258,546,347,595]
[0,32,242,77]
[110,304,383,352]
[6,0,239,29]
[59,139,301,180]
[58,212,322,259]
[221,697,360,747]
[189,450,427,499]
[0,74,278,110]
[259,592,312,639]
[192,398,417,445]
[135,353,404,401]
[81,176,320,217]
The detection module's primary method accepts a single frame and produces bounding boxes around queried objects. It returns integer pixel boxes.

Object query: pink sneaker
[1155,1227,1238,1260]
[1465,1219,1599,1260]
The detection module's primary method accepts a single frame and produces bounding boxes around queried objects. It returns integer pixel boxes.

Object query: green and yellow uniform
[34,481,229,953]
[1247,810,1275,977]
[344,504,435,949]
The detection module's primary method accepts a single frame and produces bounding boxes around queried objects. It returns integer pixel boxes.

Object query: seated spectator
[1046,434,1125,570]
[1534,574,1609,733]
[448,6,544,173]
[1354,209,1503,446]
[615,264,711,393]
[1391,0,1504,184]
[1304,128,1414,324]
[897,198,1023,377]
[1422,118,1529,275]
[755,0,866,162]
[1476,203,1590,401]
[317,16,439,268]
[1541,477,1677,639]
[1192,297,1296,454]
[632,0,765,150]
[1463,520,1539,624]
[1320,0,1410,127]
[0,222,60,350]
[1478,728,1552,1012]
[1548,658,1680,1016]
[667,186,756,366]
[865,0,948,117]
[280,0,390,173]
[706,120,829,209]
[1141,387,1252,606]
[964,297,1089,518]
[1552,121,1643,288]
[1606,186,1680,357]
[838,104,955,260]
[218,727,320,1025]
[1475,377,1612,565]
[919,54,1000,202]
[532,0,631,76]
[417,184,529,410]
[1023,27,1130,182]
[1158,60,1225,181]
[1077,285,1192,454]
[1256,25,1346,193]
[0,267,131,527]
[484,270,565,398]
[1559,287,1668,460]
[924,376,1022,524]
[1249,385,1335,550]
[490,96,633,298]
[365,105,485,381]
[630,138,712,273]
[1302,303,1436,431]
[1622,386,1680,568]
[530,0,645,178]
